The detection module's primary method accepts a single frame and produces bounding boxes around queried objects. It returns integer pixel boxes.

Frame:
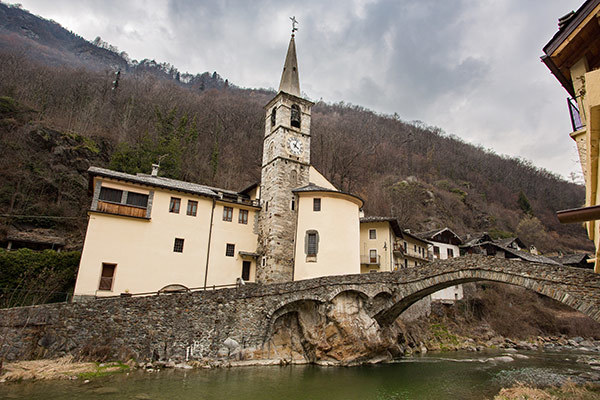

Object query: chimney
[151,164,159,177]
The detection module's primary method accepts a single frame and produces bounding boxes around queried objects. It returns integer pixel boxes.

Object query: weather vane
[290,16,298,36]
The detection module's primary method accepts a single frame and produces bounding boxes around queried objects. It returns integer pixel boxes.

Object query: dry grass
[495,382,600,400]
[0,355,97,381]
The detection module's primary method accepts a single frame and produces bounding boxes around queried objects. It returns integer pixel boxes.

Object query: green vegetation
[0,96,17,114]
[518,190,533,215]
[110,107,199,179]
[0,249,80,307]
[77,362,130,380]
[429,323,462,350]
[488,229,515,240]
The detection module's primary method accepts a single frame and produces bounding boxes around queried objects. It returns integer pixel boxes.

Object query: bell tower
[257,21,314,283]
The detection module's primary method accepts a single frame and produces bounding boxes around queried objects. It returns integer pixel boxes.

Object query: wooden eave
[542,1,600,95]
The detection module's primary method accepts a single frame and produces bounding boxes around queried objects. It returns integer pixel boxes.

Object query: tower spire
[278,17,301,97]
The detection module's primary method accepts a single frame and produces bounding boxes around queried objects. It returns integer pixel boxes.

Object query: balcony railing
[568,96,585,132]
[97,200,147,218]
[360,255,380,265]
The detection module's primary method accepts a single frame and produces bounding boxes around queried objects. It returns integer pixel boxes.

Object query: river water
[1,349,597,400]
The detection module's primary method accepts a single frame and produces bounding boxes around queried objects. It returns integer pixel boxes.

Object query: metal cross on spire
[290,16,298,36]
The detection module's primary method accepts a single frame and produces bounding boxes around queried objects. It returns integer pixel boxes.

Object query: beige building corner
[542,0,600,271]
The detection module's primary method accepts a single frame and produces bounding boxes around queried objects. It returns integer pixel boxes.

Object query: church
[72,30,367,300]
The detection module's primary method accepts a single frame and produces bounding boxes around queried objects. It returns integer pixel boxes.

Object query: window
[226,243,235,257]
[291,197,296,211]
[434,246,440,258]
[239,209,248,224]
[169,197,181,213]
[404,259,408,268]
[223,206,233,222]
[447,248,454,258]
[414,244,417,252]
[313,198,321,212]
[306,230,319,256]
[291,104,301,128]
[173,238,184,253]
[271,107,276,127]
[369,249,377,263]
[403,242,407,251]
[99,187,123,203]
[126,191,148,207]
[98,263,116,291]
[187,200,198,216]
[290,170,298,186]
[369,229,376,239]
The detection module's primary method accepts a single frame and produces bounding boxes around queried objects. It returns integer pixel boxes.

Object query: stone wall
[2,255,600,364]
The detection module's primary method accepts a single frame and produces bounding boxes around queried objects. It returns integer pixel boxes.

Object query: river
[1,349,597,399]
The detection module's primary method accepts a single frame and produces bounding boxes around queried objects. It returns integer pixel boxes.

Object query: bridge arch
[374,267,596,326]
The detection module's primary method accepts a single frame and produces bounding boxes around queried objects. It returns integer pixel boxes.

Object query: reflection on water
[0,350,593,400]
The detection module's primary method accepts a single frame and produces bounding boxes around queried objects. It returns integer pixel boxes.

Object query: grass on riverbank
[495,382,600,399]
[0,356,130,382]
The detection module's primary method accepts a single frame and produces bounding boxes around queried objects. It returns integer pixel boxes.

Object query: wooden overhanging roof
[541,0,600,96]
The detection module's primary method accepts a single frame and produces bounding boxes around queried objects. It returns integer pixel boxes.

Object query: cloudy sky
[13,0,584,181]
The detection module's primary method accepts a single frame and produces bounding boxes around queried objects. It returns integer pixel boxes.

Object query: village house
[543,0,600,271]
[461,233,559,265]
[417,228,463,302]
[358,217,431,273]
[73,31,364,300]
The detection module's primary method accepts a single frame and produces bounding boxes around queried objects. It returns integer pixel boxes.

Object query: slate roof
[548,253,591,266]
[88,166,238,198]
[293,183,364,206]
[417,227,463,245]
[494,237,526,249]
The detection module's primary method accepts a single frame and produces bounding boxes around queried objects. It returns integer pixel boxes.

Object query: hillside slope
[0,3,591,253]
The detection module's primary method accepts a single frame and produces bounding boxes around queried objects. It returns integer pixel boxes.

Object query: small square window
[369,229,376,239]
[169,197,181,213]
[187,200,198,216]
[313,198,321,212]
[223,206,233,222]
[174,238,184,253]
[226,243,235,257]
[239,209,248,224]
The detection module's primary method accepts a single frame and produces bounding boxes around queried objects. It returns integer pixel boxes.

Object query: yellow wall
[309,166,337,190]
[584,68,600,269]
[359,222,393,273]
[205,202,258,286]
[74,179,259,297]
[293,192,361,280]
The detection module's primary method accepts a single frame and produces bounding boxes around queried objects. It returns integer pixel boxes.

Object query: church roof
[293,184,364,207]
[278,35,301,97]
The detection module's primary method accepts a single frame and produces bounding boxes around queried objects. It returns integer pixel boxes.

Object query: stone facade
[3,255,600,364]
[257,94,313,284]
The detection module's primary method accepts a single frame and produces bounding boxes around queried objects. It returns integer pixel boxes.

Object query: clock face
[288,137,303,156]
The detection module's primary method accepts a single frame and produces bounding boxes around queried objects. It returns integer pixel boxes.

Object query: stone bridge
[2,255,600,364]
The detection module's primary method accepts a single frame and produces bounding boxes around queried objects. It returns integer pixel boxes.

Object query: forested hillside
[0,2,591,253]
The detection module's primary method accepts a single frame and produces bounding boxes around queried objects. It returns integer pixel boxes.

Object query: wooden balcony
[96,200,147,218]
